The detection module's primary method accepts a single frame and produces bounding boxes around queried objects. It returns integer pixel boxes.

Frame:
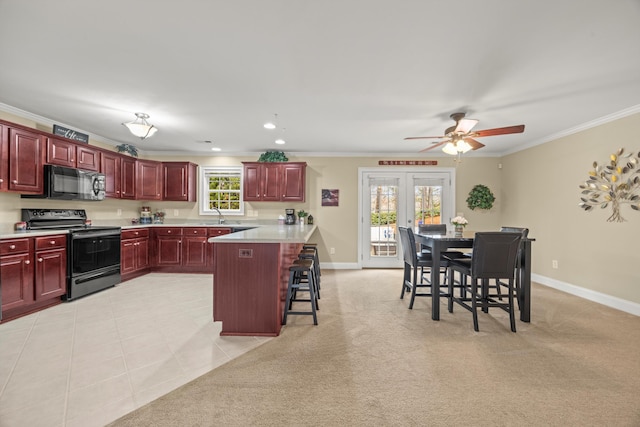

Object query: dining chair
[446,232,522,332]
[398,226,448,309]
[497,227,529,307]
[418,223,466,259]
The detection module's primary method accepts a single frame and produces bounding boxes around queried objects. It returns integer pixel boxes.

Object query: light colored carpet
[109,269,640,426]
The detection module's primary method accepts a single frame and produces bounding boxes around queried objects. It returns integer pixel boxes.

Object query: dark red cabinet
[100,151,122,198]
[163,162,198,201]
[46,137,76,167]
[120,228,150,280]
[8,127,45,193]
[0,235,66,322]
[136,159,162,200]
[242,162,306,202]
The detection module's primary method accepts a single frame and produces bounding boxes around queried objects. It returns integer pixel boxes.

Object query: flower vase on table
[451,216,468,237]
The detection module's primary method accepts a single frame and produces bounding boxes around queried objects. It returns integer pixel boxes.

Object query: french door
[359,168,455,268]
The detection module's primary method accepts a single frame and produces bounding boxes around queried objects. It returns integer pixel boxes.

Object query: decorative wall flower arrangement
[579,148,640,222]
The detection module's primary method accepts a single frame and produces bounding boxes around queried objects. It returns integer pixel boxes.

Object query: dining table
[414,230,534,322]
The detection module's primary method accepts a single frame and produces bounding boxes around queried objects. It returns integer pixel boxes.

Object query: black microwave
[21,164,106,201]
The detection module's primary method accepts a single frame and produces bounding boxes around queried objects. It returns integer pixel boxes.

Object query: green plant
[371,212,397,225]
[115,143,138,157]
[466,184,495,210]
[258,150,288,162]
[297,209,308,218]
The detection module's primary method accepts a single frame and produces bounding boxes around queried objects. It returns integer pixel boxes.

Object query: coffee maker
[284,209,296,225]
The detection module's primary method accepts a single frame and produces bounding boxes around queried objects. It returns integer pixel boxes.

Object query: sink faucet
[213,207,226,224]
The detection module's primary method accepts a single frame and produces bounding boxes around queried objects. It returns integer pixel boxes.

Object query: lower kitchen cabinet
[207,227,231,268]
[120,228,150,280]
[154,227,220,272]
[0,235,67,322]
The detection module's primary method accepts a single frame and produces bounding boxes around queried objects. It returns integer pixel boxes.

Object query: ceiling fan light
[442,142,458,155]
[458,140,472,153]
[123,113,158,139]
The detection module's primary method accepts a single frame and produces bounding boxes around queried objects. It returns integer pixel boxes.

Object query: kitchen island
[209,224,317,336]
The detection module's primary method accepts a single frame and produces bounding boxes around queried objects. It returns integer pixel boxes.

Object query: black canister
[307,215,313,225]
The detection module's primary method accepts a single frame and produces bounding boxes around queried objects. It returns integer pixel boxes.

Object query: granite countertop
[0,224,235,239]
[208,224,317,244]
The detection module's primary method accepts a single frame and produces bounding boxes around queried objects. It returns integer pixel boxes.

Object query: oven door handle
[72,230,121,240]
[73,268,121,285]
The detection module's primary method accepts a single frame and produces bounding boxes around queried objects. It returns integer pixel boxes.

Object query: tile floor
[0,273,271,427]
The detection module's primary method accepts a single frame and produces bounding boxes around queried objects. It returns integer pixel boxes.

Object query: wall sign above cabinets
[53,124,89,144]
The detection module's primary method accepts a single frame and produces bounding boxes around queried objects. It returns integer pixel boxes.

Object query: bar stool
[302,243,321,292]
[282,259,319,325]
[298,248,321,298]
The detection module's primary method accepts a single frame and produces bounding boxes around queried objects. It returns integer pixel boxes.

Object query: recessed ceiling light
[275,139,285,145]
[264,113,278,129]
[211,147,221,151]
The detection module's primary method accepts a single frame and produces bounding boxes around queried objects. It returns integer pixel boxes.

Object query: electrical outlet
[116,209,122,216]
[173,209,179,217]
[330,247,335,254]
[552,260,558,269]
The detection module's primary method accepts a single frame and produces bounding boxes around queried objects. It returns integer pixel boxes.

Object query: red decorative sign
[378,160,438,165]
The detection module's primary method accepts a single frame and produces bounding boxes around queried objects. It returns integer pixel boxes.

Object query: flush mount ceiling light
[123,112,158,139]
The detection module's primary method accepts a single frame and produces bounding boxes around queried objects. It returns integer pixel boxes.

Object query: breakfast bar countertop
[208,224,317,244]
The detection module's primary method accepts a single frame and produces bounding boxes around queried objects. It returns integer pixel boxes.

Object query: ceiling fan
[404,112,525,154]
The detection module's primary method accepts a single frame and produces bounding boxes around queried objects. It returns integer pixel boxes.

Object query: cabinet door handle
[50,240,56,245]
[0,178,3,183]
[24,260,30,265]
[134,231,139,235]
[38,258,43,262]
[193,230,197,234]
[12,179,18,184]
[167,230,172,234]
[9,244,16,249]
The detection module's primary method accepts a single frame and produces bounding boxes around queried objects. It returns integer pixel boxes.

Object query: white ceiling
[1,0,639,157]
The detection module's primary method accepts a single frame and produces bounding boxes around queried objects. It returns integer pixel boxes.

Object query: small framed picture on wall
[322,189,339,206]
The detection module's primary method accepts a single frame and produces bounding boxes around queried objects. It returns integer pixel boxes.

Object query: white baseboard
[532,274,640,316]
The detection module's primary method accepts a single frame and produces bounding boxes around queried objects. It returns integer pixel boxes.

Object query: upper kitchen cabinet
[121,156,136,199]
[136,159,163,200]
[75,145,100,171]
[7,126,45,194]
[163,162,198,201]
[242,162,306,202]
[0,123,7,191]
[46,137,76,167]
[100,151,121,198]
[46,137,100,171]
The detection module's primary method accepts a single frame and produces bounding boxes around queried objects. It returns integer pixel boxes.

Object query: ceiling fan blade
[419,140,448,152]
[404,136,446,140]
[473,125,525,137]
[464,138,485,150]
[454,118,479,134]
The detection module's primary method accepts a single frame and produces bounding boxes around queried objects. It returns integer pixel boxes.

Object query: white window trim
[199,166,244,216]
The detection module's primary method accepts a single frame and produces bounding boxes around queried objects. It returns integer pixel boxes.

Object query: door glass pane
[369,178,398,258]
[414,182,443,227]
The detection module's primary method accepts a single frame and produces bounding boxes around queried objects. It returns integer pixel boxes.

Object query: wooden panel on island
[212,241,302,336]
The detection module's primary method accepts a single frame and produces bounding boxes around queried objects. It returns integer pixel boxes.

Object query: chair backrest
[397,226,418,267]
[471,232,522,279]
[500,226,529,239]
[500,226,529,263]
[418,224,446,235]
